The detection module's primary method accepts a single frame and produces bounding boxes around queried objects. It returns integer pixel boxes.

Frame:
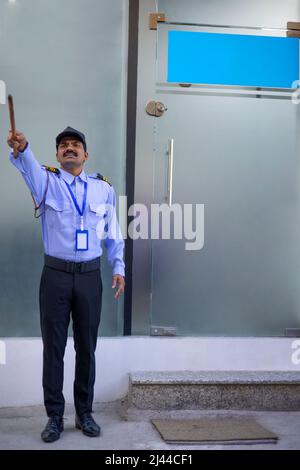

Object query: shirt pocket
[88,202,107,237]
[45,197,73,228]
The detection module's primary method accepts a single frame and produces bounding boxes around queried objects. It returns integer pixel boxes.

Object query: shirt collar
[60,168,87,184]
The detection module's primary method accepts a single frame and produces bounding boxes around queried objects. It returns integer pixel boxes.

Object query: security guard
[7,126,125,443]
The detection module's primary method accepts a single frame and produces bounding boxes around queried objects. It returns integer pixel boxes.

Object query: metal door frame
[130,0,158,334]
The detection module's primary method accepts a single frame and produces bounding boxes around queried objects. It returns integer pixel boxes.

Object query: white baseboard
[0,337,299,408]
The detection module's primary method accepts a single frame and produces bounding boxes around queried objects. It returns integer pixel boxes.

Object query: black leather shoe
[75,413,101,437]
[41,416,64,443]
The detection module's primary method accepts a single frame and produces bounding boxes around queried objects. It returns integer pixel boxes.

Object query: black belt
[44,255,100,273]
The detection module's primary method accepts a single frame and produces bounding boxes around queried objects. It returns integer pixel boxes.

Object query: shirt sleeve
[104,185,125,277]
[9,143,48,204]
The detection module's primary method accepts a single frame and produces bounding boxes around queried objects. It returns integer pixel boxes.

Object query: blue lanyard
[64,180,88,217]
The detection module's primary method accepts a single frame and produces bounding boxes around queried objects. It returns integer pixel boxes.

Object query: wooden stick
[8,94,18,158]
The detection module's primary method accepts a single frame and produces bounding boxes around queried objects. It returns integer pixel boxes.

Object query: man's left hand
[112,275,125,299]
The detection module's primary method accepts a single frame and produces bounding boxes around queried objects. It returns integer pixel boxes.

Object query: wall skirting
[0,337,299,408]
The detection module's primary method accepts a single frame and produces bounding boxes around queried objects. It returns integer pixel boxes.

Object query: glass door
[150,0,300,336]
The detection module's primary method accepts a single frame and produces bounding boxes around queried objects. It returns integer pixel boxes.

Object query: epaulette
[96,173,112,186]
[42,165,60,175]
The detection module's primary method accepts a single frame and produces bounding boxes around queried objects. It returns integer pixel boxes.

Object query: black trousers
[39,265,102,417]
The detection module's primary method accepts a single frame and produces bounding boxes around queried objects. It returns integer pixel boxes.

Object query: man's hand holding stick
[7,95,27,157]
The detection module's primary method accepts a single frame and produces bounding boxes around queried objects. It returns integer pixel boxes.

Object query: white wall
[0,337,299,408]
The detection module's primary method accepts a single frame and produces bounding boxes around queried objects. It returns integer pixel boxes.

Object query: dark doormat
[151,418,278,445]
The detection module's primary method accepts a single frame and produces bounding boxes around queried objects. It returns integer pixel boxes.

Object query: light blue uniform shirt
[9,144,125,277]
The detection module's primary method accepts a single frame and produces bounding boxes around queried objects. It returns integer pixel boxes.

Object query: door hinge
[149,12,166,30]
[287,21,300,38]
[151,326,177,336]
[285,328,300,337]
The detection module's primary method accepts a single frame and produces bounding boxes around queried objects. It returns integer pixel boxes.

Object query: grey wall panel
[0,0,127,337]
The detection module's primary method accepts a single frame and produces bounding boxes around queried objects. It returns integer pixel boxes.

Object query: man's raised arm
[7,130,48,204]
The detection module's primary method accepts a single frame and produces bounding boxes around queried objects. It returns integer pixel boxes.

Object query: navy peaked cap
[56,126,87,151]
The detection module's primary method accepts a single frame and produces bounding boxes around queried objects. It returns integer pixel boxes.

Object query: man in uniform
[7,126,125,443]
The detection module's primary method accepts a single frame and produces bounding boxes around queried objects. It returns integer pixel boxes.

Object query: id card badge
[76,230,89,251]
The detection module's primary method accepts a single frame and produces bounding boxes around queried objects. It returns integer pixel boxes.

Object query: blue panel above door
[168,31,299,88]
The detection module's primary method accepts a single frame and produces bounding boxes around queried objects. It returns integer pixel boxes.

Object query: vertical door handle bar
[167,138,174,207]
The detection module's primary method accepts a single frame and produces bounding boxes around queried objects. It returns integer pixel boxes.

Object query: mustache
[63,150,78,157]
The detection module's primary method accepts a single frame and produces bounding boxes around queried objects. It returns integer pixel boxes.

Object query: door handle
[167,139,174,207]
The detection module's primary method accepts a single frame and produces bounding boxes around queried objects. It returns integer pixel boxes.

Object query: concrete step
[124,371,300,418]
